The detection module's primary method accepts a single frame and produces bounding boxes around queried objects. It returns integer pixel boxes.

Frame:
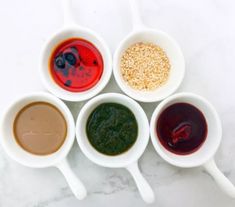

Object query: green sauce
[86,103,138,156]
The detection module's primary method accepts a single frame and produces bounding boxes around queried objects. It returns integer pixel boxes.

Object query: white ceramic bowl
[40,0,112,102]
[150,92,235,198]
[150,92,221,168]
[40,27,112,102]
[113,0,185,102]
[113,29,185,103]
[76,93,155,203]
[0,92,87,200]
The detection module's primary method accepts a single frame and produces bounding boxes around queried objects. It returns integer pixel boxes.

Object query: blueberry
[70,47,80,61]
[64,80,72,87]
[71,47,78,54]
[64,52,76,66]
[93,60,98,65]
[55,55,65,69]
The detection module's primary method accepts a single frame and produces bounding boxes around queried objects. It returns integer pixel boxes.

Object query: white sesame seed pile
[120,42,171,91]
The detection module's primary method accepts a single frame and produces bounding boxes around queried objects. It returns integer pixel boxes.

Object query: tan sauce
[13,102,67,155]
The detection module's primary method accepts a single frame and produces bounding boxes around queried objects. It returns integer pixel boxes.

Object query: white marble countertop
[1,0,235,206]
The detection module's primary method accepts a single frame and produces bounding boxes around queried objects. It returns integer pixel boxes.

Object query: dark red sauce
[49,38,103,92]
[156,103,207,155]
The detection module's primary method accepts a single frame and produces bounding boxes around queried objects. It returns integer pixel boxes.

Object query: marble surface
[0,0,235,206]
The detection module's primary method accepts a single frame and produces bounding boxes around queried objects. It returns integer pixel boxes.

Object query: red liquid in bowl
[49,38,103,92]
[156,103,207,155]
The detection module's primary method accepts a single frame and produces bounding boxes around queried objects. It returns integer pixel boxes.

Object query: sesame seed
[120,42,171,91]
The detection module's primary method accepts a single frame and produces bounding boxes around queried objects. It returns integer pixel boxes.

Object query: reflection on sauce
[13,102,67,155]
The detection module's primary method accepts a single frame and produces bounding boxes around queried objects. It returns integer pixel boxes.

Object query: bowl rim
[39,26,112,102]
[150,92,222,168]
[76,93,150,168]
[113,28,185,103]
[0,92,76,168]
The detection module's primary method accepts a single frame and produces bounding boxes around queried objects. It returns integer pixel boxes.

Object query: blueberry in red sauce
[55,55,65,69]
[71,46,78,54]
[93,60,98,65]
[70,47,80,62]
[64,80,72,86]
[64,52,76,66]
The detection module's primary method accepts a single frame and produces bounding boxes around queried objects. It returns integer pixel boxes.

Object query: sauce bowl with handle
[76,93,155,204]
[40,0,112,102]
[113,0,185,102]
[0,92,87,200]
[150,92,235,198]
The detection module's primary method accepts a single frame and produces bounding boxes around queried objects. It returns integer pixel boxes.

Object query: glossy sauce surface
[50,38,103,92]
[157,103,207,155]
[86,103,138,156]
[13,102,67,155]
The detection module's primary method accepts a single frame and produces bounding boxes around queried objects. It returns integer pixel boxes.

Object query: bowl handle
[56,158,87,200]
[126,161,155,203]
[61,0,76,26]
[129,0,145,31]
[203,158,235,198]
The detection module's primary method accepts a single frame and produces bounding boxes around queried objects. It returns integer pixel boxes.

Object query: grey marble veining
[0,0,235,206]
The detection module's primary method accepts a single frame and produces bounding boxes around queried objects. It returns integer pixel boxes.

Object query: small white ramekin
[113,0,185,103]
[40,0,112,102]
[0,92,87,200]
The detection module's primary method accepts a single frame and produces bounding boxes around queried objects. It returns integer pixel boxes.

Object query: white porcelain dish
[0,92,87,200]
[40,0,112,102]
[113,0,185,102]
[150,92,235,198]
[76,93,155,204]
